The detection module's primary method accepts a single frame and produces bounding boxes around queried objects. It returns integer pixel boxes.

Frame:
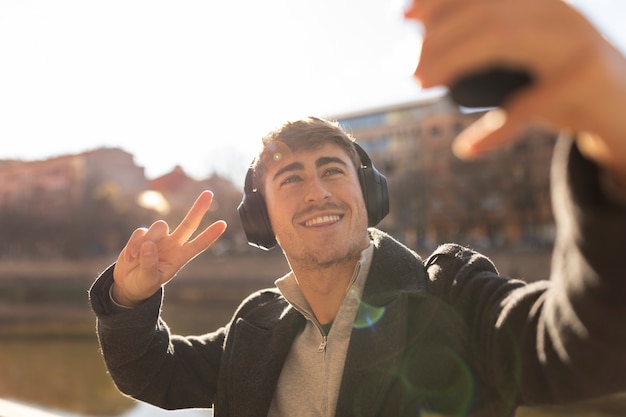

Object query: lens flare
[353,300,386,329]
[396,344,475,416]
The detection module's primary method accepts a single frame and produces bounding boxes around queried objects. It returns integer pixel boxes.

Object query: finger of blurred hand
[452,80,557,159]
[404,0,459,24]
[416,2,530,89]
[453,109,513,159]
[415,0,594,90]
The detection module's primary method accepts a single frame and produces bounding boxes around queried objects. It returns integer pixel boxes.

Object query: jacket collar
[222,295,305,417]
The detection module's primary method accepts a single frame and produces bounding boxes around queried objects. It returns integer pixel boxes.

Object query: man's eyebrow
[271,156,349,182]
[316,156,349,168]
[272,162,304,182]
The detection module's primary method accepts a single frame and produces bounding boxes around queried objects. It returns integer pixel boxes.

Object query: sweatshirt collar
[275,243,374,320]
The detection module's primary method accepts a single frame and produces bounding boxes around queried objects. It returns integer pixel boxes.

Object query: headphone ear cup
[358,166,389,226]
[237,169,277,250]
[355,144,389,227]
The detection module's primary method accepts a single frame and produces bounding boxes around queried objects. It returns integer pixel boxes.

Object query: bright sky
[1,0,625,186]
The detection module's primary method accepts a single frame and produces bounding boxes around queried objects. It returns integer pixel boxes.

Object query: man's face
[263,142,370,268]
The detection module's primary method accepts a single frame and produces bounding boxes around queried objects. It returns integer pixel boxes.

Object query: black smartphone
[449,67,533,108]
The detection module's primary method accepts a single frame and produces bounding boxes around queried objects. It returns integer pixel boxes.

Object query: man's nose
[304,177,331,203]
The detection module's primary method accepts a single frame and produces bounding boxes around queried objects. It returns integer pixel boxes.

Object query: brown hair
[251,116,361,193]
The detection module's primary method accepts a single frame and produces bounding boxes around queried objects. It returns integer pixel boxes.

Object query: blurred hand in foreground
[406,0,626,188]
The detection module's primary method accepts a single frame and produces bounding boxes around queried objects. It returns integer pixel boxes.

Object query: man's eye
[324,167,344,176]
[280,175,301,186]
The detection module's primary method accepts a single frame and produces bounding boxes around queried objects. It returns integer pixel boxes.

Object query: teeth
[305,215,340,227]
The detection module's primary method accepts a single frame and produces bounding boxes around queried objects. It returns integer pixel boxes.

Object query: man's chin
[297,245,361,269]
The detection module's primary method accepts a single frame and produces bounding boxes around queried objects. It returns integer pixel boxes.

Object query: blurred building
[0,148,147,220]
[0,94,558,256]
[332,96,557,250]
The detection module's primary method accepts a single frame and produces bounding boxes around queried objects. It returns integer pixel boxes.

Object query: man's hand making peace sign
[111,191,227,308]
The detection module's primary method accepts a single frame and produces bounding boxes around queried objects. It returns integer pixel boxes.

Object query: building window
[429,126,442,139]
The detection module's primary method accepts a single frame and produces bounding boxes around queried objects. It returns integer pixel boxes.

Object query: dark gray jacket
[90,140,626,416]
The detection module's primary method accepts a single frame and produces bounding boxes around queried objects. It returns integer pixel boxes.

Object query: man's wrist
[110,283,139,309]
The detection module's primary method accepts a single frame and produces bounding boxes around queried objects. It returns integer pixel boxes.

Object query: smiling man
[90,113,626,416]
[258,126,371,327]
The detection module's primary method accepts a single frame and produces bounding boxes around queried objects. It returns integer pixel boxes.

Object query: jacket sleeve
[89,265,226,410]
[425,136,626,407]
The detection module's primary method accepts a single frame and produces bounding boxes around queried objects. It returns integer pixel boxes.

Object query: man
[90,1,626,416]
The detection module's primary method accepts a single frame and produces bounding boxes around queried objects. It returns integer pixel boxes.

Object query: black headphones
[237,142,389,250]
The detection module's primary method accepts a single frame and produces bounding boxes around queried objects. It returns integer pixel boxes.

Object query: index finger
[170,191,215,243]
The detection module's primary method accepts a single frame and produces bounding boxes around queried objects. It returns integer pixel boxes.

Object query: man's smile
[302,214,342,227]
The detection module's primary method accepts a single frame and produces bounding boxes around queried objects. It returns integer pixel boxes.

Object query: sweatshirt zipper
[317,334,328,353]
[316,262,358,353]
[290,300,329,353]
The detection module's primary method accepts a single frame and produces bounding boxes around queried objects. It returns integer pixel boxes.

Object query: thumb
[452,109,509,159]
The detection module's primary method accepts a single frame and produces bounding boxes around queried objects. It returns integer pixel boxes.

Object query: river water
[0,275,264,417]
[0,398,213,417]
[0,323,220,417]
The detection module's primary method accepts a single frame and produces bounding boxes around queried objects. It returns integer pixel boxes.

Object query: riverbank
[0,247,551,338]
[0,245,552,283]
[0,252,290,338]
